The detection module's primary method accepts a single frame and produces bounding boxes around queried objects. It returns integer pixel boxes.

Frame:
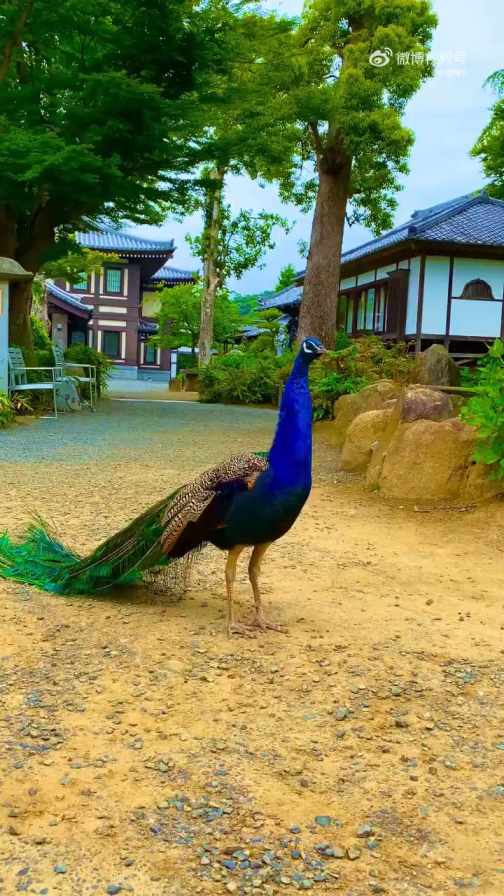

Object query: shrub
[65,344,112,396]
[461,339,504,479]
[31,316,52,351]
[0,393,14,427]
[199,349,283,405]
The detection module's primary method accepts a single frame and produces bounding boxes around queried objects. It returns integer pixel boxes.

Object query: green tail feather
[0,491,179,595]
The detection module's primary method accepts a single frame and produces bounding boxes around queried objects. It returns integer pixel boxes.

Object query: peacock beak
[316,345,327,355]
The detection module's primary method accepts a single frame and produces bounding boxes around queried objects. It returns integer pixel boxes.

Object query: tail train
[0,491,179,595]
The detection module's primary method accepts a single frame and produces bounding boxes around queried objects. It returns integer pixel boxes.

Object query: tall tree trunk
[198,167,225,367]
[8,279,34,351]
[0,0,33,82]
[297,156,352,347]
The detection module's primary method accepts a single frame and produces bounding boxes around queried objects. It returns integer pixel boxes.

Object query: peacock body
[0,338,325,632]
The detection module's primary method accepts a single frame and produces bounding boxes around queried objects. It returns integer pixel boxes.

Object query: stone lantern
[0,258,33,394]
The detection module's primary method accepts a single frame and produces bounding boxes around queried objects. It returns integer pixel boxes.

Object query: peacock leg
[225,546,253,637]
[248,542,287,633]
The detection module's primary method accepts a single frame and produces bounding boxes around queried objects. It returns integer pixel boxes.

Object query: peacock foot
[250,615,288,634]
[227,621,257,638]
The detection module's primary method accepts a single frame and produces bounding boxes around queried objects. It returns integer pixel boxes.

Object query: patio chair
[52,344,97,410]
[8,346,59,418]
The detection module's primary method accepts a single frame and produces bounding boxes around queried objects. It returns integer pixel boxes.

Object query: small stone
[289,825,301,834]
[106,886,122,895]
[226,884,238,894]
[53,865,67,874]
[347,846,361,861]
[390,686,403,696]
[334,708,349,721]
[395,719,409,729]
[356,823,375,838]
[314,815,332,827]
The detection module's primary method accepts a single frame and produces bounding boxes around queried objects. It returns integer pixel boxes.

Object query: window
[144,344,157,365]
[357,291,366,330]
[73,273,88,291]
[374,286,387,332]
[70,330,86,345]
[460,279,495,300]
[345,297,354,333]
[337,295,348,330]
[105,268,122,294]
[365,288,375,330]
[102,331,121,358]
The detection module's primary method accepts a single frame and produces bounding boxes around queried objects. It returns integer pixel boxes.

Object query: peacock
[0,337,325,635]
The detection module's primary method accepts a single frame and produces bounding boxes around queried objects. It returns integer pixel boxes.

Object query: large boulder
[398,386,454,423]
[461,462,504,503]
[378,418,476,502]
[340,409,394,473]
[332,380,401,447]
[417,344,460,387]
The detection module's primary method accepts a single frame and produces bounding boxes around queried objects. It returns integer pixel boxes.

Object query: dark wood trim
[415,255,426,353]
[501,300,504,339]
[340,239,504,281]
[444,256,454,346]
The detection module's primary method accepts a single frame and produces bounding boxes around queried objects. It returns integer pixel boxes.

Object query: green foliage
[275,264,297,291]
[310,334,417,420]
[31,317,52,351]
[0,393,14,427]
[199,349,286,405]
[156,284,244,353]
[65,344,112,396]
[461,339,504,479]
[187,205,292,284]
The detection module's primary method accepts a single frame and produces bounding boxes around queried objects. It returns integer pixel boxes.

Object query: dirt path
[0,402,503,895]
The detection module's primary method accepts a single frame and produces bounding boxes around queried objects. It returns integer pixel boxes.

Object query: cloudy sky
[134,0,504,294]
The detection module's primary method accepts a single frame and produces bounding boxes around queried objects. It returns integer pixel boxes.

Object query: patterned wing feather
[161,452,269,555]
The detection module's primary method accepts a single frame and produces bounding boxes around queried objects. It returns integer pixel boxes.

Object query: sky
[133,0,504,295]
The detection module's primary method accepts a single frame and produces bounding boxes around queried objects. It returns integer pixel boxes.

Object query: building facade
[263,193,504,356]
[46,223,194,379]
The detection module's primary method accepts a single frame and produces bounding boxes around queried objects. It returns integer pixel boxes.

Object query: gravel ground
[0,400,503,896]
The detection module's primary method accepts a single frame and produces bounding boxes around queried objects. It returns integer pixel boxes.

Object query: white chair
[8,346,58,418]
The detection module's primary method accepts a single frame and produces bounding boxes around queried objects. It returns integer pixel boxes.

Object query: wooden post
[0,258,33,393]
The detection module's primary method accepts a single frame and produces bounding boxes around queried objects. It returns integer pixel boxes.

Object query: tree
[188,198,291,364]
[275,264,297,291]
[0,0,225,350]
[155,283,243,356]
[250,0,436,345]
[472,70,504,196]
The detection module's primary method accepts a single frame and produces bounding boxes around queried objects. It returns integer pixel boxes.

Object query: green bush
[65,344,112,396]
[31,316,52,351]
[0,393,14,427]
[199,349,284,405]
[461,339,504,479]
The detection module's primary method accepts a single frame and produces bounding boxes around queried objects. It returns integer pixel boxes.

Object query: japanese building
[46,223,194,379]
[263,193,504,356]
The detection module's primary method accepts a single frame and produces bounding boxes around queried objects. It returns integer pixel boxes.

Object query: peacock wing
[160,452,269,556]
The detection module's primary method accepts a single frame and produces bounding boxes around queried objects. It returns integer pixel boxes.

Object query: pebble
[226,884,238,894]
[106,886,122,896]
[314,816,332,827]
[53,864,67,874]
[334,707,349,721]
[347,846,362,860]
[357,823,375,838]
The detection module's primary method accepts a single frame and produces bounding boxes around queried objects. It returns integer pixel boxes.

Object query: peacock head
[300,337,326,363]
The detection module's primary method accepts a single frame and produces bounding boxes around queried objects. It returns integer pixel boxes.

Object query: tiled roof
[265,193,504,309]
[76,223,174,253]
[150,265,195,283]
[46,282,93,313]
[260,283,303,310]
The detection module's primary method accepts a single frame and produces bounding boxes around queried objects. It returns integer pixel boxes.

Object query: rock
[53,865,67,874]
[314,815,332,827]
[226,884,238,894]
[106,886,122,895]
[334,707,349,721]
[332,381,401,447]
[417,344,460,387]
[340,409,394,473]
[356,823,375,838]
[346,846,362,860]
[378,418,477,502]
[398,387,454,423]
[460,461,504,503]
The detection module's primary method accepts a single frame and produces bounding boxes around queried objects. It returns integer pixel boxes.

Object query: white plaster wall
[398,259,410,270]
[421,256,450,334]
[452,258,504,299]
[356,270,374,285]
[405,256,421,334]
[450,299,502,337]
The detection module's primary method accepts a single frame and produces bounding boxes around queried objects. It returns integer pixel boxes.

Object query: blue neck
[268,353,312,486]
